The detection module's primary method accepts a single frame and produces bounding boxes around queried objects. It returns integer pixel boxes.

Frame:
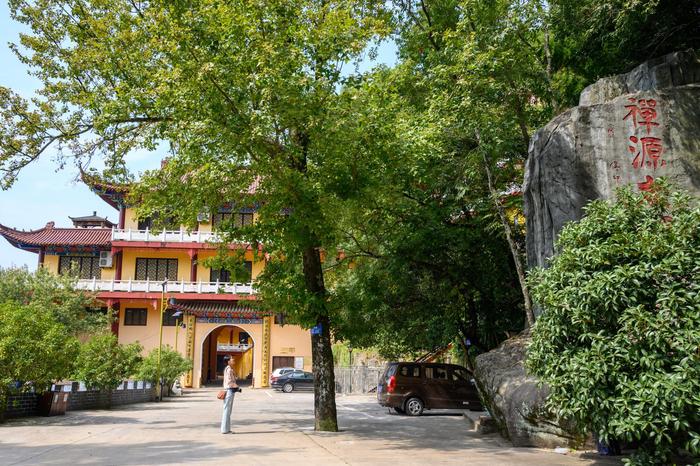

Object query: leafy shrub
[137,346,192,394]
[0,267,108,336]
[0,302,79,416]
[74,334,142,392]
[527,183,700,464]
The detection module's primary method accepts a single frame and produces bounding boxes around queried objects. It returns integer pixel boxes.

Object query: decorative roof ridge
[79,168,132,192]
[79,168,131,210]
[0,222,112,250]
[0,221,55,236]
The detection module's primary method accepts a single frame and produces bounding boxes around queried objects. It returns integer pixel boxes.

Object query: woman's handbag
[217,390,227,400]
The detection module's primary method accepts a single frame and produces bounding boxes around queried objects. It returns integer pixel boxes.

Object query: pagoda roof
[69,211,115,227]
[169,300,270,319]
[79,169,131,210]
[0,222,112,253]
[69,212,112,223]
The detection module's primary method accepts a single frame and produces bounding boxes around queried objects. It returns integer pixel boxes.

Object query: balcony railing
[111,227,223,243]
[76,278,255,295]
[217,343,252,352]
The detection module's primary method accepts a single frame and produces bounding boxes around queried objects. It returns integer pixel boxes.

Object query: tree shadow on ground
[0,440,284,466]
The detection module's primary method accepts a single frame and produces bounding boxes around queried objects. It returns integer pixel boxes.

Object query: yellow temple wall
[119,249,191,281]
[270,324,313,372]
[100,266,116,280]
[116,300,181,353]
[42,255,59,274]
[41,253,116,280]
[236,349,253,380]
[197,218,213,233]
[114,300,311,388]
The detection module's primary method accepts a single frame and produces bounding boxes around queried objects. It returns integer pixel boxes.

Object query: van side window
[399,365,420,377]
[425,366,448,380]
[452,368,470,382]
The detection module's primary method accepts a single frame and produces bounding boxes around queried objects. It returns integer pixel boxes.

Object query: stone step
[463,410,498,434]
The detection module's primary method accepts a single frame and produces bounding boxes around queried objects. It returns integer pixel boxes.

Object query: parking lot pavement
[0,388,620,465]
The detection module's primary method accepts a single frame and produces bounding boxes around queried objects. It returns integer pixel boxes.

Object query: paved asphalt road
[0,388,620,465]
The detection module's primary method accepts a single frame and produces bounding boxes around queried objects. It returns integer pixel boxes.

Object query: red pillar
[37,247,45,268]
[189,250,197,282]
[114,249,123,281]
[118,205,126,229]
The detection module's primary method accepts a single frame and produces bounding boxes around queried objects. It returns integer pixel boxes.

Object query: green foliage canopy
[527,184,700,464]
[0,302,79,409]
[74,334,142,391]
[137,345,193,390]
[0,267,107,336]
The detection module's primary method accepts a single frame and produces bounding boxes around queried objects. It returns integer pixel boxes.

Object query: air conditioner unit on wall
[99,251,113,268]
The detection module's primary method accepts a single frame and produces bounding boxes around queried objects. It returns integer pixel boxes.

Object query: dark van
[377,362,482,416]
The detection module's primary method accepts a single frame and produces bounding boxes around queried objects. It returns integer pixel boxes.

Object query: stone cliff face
[524,50,700,272]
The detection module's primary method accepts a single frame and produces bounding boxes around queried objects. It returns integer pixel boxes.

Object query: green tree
[0,302,79,419]
[137,346,192,395]
[74,334,142,403]
[0,267,108,336]
[0,0,390,431]
[527,183,700,464]
[549,0,700,104]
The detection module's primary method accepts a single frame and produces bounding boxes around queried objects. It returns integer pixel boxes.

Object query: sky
[0,4,397,269]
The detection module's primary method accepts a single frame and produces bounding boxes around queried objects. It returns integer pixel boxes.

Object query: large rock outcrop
[524,50,700,272]
[474,332,583,448]
[475,51,700,449]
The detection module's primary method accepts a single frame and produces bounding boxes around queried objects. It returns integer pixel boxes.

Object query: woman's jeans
[221,389,235,433]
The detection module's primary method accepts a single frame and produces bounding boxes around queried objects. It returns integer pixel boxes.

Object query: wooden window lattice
[124,308,147,326]
[135,258,178,281]
[58,255,101,279]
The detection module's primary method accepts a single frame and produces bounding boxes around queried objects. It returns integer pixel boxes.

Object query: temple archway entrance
[200,325,254,387]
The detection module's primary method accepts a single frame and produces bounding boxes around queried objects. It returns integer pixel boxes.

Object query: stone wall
[68,382,155,411]
[1,381,156,420]
[3,393,39,419]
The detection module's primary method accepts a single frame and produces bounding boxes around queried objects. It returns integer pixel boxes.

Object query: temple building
[0,175,311,388]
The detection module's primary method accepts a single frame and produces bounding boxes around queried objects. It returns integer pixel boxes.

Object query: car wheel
[393,407,405,415]
[405,397,424,416]
[283,383,294,393]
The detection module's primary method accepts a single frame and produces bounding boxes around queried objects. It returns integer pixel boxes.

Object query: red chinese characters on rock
[628,135,666,170]
[624,98,660,134]
[621,97,668,190]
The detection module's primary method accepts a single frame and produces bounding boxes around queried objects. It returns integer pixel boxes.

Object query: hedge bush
[527,183,700,464]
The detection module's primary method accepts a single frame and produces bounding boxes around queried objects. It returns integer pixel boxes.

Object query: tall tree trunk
[302,244,338,432]
[476,131,535,328]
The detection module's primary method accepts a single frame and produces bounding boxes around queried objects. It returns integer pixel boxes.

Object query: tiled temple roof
[169,300,270,319]
[0,222,111,252]
[79,169,131,210]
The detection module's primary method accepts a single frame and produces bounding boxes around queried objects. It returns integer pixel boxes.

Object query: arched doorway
[200,325,255,387]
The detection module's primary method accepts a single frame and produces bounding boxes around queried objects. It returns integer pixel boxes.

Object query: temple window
[58,255,101,279]
[211,211,254,230]
[137,214,178,230]
[135,258,178,281]
[210,261,252,283]
[162,309,180,327]
[124,308,147,326]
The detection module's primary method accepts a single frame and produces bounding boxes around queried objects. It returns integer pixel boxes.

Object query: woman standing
[221,355,239,434]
